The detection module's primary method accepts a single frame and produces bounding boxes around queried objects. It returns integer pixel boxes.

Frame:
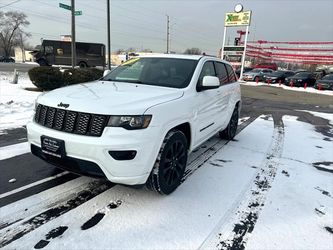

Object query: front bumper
[27,121,163,185]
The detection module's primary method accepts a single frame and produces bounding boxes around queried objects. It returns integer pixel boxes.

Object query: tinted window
[322,74,333,80]
[225,64,237,82]
[214,62,228,85]
[198,61,215,85]
[295,72,311,77]
[44,46,53,54]
[103,57,198,88]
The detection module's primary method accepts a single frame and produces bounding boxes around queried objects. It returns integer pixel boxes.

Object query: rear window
[225,64,237,82]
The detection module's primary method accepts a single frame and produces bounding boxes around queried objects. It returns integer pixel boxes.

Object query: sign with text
[59,3,71,11]
[225,11,251,26]
[224,46,245,52]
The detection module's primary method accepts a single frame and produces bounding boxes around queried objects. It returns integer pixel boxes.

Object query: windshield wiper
[103,79,144,84]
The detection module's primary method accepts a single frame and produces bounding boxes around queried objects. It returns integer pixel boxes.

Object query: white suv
[27,55,241,194]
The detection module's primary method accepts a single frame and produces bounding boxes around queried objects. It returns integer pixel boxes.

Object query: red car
[254,63,277,71]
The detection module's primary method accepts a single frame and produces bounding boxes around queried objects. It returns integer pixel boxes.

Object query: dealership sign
[225,11,251,26]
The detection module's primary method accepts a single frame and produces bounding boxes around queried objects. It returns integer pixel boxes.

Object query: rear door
[214,61,231,128]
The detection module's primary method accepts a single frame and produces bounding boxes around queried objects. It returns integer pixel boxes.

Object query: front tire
[146,130,188,195]
[220,106,239,140]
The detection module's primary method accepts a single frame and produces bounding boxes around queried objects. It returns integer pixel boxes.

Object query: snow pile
[0,72,41,134]
[240,81,333,96]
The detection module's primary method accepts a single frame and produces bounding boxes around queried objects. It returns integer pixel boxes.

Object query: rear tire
[146,130,188,195]
[78,61,88,68]
[38,59,48,66]
[220,106,239,140]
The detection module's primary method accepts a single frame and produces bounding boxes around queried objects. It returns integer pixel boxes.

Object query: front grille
[34,104,108,137]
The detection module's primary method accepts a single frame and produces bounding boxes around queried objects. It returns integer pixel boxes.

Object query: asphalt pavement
[0,62,38,73]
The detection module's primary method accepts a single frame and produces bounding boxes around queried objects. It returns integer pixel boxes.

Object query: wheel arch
[171,122,191,149]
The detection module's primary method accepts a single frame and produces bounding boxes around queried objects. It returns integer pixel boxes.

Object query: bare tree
[0,11,30,56]
[184,48,202,55]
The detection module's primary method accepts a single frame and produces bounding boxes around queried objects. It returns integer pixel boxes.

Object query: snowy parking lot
[0,72,332,249]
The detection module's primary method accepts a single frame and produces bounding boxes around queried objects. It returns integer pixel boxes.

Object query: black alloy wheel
[220,106,239,140]
[146,130,188,195]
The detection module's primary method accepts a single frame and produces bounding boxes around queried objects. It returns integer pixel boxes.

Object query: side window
[44,46,53,54]
[225,64,237,82]
[214,62,229,85]
[198,61,215,85]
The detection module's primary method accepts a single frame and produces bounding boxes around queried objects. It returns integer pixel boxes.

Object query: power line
[0,0,21,9]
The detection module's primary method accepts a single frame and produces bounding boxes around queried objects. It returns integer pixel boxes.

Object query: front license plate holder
[41,136,66,158]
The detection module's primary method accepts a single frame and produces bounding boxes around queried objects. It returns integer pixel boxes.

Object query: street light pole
[71,0,76,68]
[166,15,170,54]
[107,0,111,70]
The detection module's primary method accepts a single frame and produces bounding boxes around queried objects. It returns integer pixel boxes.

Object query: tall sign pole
[107,0,111,70]
[220,26,227,59]
[222,4,252,80]
[240,25,249,80]
[71,0,76,68]
[59,2,82,68]
[166,15,170,54]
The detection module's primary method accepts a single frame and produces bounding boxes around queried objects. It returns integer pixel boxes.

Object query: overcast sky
[1,0,333,55]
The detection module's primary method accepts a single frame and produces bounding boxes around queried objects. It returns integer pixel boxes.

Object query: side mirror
[198,76,220,91]
[103,69,111,77]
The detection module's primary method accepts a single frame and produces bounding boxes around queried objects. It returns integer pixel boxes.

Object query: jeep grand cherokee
[27,55,241,194]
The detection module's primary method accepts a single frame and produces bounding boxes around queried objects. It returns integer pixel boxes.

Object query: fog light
[109,150,137,160]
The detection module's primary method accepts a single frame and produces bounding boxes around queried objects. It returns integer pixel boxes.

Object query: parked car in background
[235,67,253,78]
[314,74,333,90]
[27,55,241,195]
[0,56,15,63]
[284,72,316,87]
[242,68,274,82]
[254,62,278,71]
[262,70,295,83]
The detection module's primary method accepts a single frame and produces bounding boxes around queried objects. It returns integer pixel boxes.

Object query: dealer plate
[41,136,66,158]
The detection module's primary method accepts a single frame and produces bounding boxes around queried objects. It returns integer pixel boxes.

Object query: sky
[0,0,333,55]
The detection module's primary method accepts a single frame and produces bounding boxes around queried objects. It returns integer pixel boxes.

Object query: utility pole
[107,0,111,70]
[166,15,170,54]
[71,0,76,68]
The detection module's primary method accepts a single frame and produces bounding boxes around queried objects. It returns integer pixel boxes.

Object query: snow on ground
[2,114,332,250]
[245,115,333,250]
[0,72,41,134]
[240,80,333,96]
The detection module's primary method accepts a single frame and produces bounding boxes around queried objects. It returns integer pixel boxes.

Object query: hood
[316,79,333,84]
[37,80,184,115]
[244,72,260,76]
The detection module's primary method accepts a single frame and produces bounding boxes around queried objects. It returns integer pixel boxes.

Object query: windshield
[270,71,285,76]
[322,74,333,80]
[295,72,311,77]
[250,69,261,73]
[102,57,198,88]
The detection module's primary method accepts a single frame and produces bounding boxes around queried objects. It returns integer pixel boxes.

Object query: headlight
[107,115,152,130]
[298,79,303,82]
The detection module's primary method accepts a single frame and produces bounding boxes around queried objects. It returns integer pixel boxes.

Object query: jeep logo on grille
[57,102,70,108]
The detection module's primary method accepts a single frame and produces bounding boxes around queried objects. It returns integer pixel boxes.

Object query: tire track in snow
[182,115,259,182]
[201,115,285,250]
[0,180,114,248]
